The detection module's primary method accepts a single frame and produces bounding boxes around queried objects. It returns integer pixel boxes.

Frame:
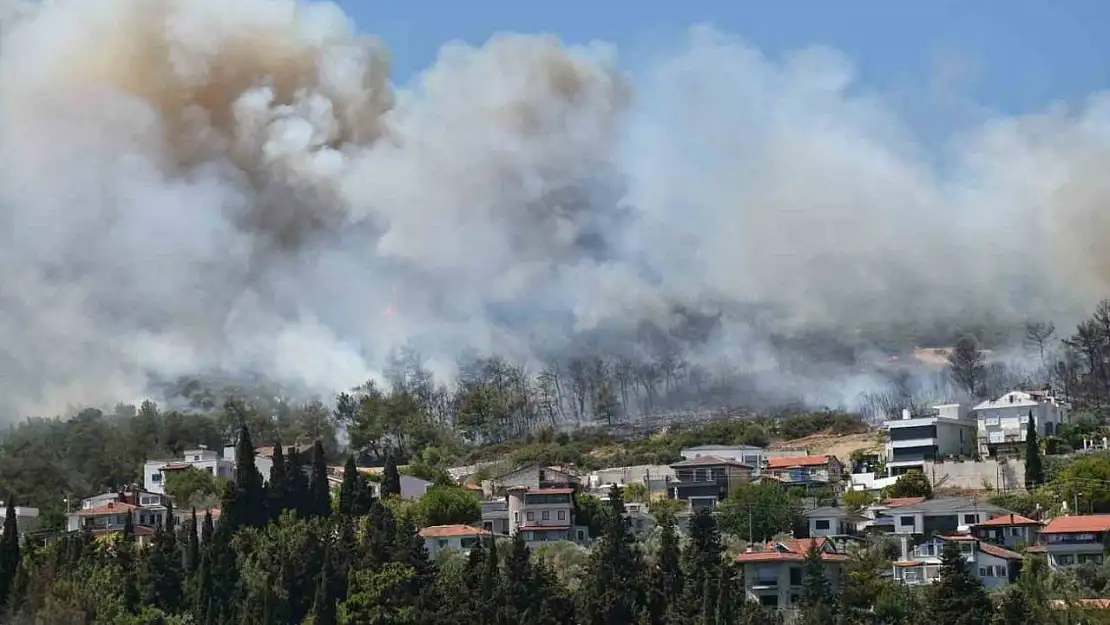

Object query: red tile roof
[977,541,1023,561]
[974,513,1041,527]
[884,497,926,508]
[1043,515,1110,534]
[419,524,490,539]
[734,537,849,563]
[73,502,137,517]
[766,455,834,470]
[161,462,193,470]
[527,488,575,495]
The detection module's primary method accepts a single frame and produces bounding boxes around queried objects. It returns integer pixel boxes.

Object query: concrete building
[668,456,752,510]
[735,538,848,610]
[884,404,976,476]
[886,496,1012,538]
[143,446,235,496]
[588,465,675,493]
[892,534,1022,589]
[1040,515,1110,569]
[484,464,581,497]
[368,474,434,501]
[420,524,492,559]
[974,390,1071,458]
[971,513,1043,550]
[0,502,41,537]
[679,445,808,476]
[65,491,168,546]
[805,506,867,539]
[764,455,844,485]
[506,487,589,549]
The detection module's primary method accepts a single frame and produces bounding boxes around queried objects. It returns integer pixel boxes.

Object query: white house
[805,506,867,538]
[65,491,167,545]
[419,524,493,558]
[680,446,808,477]
[1039,515,1110,569]
[884,404,976,476]
[368,474,435,501]
[886,496,1013,540]
[735,538,848,610]
[973,390,1071,458]
[892,534,1022,589]
[143,446,235,496]
[0,502,40,536]
[588,465,675,491]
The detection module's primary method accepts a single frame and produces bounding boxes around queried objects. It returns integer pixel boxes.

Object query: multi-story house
[144,445,235,495]
[805,506,867,539]
[506,486,589,549]
[588,464,676,493]
[892,534,1022,589]
[668,456,752,510]
[420,524,492,559]
[886,496,1012,538]
[973,390,1071,458]
[1039,515,1110,569]
[0,501,41,536]
[65,491,168,545]
[680,446,809,477]
[885,404,976,476]
[764,455,844,485]
[735,538,848,610]
[971,513,1043,550]
[484,463,581,497]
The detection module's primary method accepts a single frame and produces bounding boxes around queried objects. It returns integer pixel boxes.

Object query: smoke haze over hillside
[1,0,1108,418]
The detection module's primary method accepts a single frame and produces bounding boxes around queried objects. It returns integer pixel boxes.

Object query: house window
[437,539,448,548]
[899,516,915,527]
[193,455,200,461]
[963,514,978,525]
[483,522,493,532]
[576,530,585,541]
[814,520,830,530]
[207,467,214,474]
[526,512,534,522]
[151,474,161,483]
[542,511,550,521]
[513,512,519,523]
[789,567,802,585]
[557,510,566,521]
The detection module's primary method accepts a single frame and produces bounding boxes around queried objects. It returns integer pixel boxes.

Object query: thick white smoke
[1,0,1107,418]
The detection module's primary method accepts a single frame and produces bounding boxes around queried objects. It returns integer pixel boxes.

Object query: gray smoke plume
[1,1,1107,418]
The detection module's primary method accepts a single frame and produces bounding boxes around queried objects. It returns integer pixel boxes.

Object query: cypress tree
[798,539,836,625]
[310,440,332,518]
[579,485,646,625]
[225,423,267,530]
[382,452,402,498]
[1025,410,1045,489]
[681,508,722,619]
[338,455,359,515]
[0,497,21,610]
[141,501,184,613]
[186,509,200,576]
[926,540,992,624]
[287,449,312,518]
[193,510,215,620]
[501,533,538,624]
[117,512,140,613]
[310,546,338,625]
[268,439,289,520]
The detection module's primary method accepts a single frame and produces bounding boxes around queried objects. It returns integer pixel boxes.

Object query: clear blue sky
[338,0,1108,122]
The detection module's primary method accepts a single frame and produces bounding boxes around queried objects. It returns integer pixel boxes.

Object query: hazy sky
[342,0,1108,125]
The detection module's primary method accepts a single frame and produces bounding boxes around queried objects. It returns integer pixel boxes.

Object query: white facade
[368,474,434,501]
[973,391,1070,457]
[0,503,40,536]
[679,445,807,476]
[893,536,1020,590]
[143,446,234,496]
[884,404,976,475]
[588,465,675,489]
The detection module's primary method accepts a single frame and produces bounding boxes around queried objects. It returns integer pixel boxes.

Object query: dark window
[789,568,802,585]
[963,514,978,525]
[814,520,831,530]
[542,511,550,521]
[557,510,566,521]
[899,516,915,527]
[888,425,937,441]
[526,512,534,522]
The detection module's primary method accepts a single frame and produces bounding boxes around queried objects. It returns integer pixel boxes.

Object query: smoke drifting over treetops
[1,0,1108,418]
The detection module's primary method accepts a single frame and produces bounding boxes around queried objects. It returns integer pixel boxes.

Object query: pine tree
[268,439,289,520]
[338,455,360,515]
[926,540,992,625]
[310,440,332,518]
[382,452,402,498]
[0,497,22,610]
[797,540,836,625]
[1025,410,1045,489]
[310,546,338,625]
